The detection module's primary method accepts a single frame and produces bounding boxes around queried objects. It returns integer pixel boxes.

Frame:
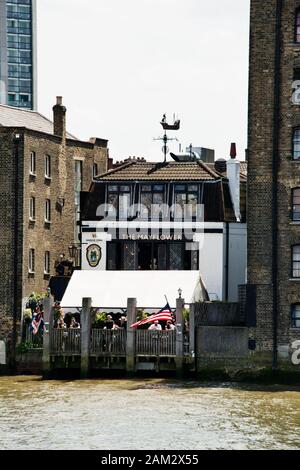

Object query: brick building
[0,97,108,344]
[248,0,300,367]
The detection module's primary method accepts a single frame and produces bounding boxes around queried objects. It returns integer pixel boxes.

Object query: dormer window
[107,184,131,219]
[140,185,165,219]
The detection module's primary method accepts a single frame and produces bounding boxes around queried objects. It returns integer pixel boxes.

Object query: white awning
[61,271,205,309]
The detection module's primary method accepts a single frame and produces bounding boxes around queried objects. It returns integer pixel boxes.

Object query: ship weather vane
[154,114,181,162]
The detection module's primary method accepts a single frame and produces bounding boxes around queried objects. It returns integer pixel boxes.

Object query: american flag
[30,309,45,335]
[130,304,174,328]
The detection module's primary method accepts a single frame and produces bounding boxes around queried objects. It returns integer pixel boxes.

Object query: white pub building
[78,150,247,302]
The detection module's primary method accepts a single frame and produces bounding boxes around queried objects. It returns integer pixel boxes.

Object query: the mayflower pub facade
[80,154,247,302]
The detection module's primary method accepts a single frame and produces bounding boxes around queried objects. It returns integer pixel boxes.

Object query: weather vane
[154,114,181,162]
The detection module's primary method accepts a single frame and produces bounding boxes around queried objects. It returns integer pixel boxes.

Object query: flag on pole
[30,308,45,335]
[130,304,174,328]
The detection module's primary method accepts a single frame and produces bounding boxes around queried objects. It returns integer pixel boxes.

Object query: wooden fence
[90,329,126,356]
[50,329,81,355]
[49,329,184,358]
[135,330,176,357]
[24,328,43,348]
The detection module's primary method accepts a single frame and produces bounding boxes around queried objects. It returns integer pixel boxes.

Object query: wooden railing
[50,329,81,355]
[24,328,43,348]
[135,330,176,356]
[90,329,126,356]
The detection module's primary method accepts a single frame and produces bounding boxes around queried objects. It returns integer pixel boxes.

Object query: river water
[0,376,299,450]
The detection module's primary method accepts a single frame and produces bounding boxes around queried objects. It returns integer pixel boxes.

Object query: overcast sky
[37,0,250,162]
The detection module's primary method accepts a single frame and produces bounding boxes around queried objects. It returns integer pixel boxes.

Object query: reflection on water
[0,376,299,450]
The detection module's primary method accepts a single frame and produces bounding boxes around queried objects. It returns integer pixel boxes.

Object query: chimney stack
[226,142,241,222]
[53,96,66,140]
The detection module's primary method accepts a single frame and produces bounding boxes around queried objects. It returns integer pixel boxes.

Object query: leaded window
[292,245,300,278]
[292,304,300,328]
[292,188,300,221]
[293,128,300,160]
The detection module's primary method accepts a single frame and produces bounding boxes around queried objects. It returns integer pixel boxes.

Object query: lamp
[57,197,65,208]
[68,244,78,259]
[178,288,182,299]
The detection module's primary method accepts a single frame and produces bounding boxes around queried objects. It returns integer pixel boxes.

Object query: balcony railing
[90,329,126,356]
[136,330,176,356]
[50,329,81,356]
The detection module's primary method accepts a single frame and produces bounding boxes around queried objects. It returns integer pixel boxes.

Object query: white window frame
[29,196,35,221]
[44,251,50,275]
[30,151,36,176]
[93,163,98,179]
[45,199,51,223]
[45,154,51,179]
[29,249,35,274]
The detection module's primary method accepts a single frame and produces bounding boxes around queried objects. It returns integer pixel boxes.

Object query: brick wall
[248,0,300,355]
[0,124,108,341]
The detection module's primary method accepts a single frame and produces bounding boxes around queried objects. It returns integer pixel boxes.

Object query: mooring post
[81,297,92,379]
[189,304,196,366]
[175,297,184,377]
[42,295,54,378]
[126,298,137,374]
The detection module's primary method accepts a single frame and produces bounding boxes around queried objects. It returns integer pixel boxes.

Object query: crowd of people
[52,304,179,331]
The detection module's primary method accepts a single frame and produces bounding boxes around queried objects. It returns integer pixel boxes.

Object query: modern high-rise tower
[0,0,37,110]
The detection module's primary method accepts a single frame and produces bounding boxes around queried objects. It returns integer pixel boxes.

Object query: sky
[37,0,250,162]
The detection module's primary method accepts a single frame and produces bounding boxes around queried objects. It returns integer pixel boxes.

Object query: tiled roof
[0,104,77,140]
[206,161,247,181]
[96,160,222,181]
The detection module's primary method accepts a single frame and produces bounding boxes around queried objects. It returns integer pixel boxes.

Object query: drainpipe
[271,0,282,370]
[12,134,21,370]
[225,222,229,302]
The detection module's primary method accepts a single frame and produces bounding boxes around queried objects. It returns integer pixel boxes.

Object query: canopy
[61,271,207,309]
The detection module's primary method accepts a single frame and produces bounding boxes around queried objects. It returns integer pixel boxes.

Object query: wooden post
[126,298,137,374]
[42,295,54,378]
[81,297,92,379]
[175,297,184,377]
[189,303,196,370]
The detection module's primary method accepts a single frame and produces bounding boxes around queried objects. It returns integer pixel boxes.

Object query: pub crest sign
[86,244,102,268]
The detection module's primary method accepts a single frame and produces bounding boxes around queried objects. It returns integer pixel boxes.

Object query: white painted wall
[81,221,246,303]
[228,223,247,301]
[81,231,109,271]
[199,231,224,301]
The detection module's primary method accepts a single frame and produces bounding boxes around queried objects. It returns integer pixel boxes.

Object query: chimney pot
[56,96,63,106]
[230,143,237,159]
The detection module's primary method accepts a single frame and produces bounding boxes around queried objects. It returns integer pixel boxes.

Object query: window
[292,245,300,278]
[107,184,131,219]
[292,188,300,221]
[29,151,36,175]
[45,199,51,223]
[140,185,165,219]
[29,249,35,273]
[45,155,51,178]
[29,196,35,221]
[75,160,82,206]
[8,93,16,103]
[174,184,199,219]
[293,128,300,160]
[93,163,98,179]
[292,304,300,328]
[44,251,50,275]
[296,9,300,43]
